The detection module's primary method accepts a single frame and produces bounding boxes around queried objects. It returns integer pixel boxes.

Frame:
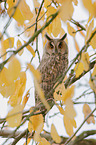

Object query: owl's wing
[37,55,49,74]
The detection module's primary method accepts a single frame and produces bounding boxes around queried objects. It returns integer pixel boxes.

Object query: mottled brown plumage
[35,33,68,115]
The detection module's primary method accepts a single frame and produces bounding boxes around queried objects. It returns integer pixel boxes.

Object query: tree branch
[64,107,96,145]
[65,60,96,88]
[0,10,59,72]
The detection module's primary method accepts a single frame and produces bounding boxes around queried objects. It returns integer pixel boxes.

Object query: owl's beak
[55,47,58,53]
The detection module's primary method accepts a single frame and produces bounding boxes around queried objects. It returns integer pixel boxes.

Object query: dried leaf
[82,0,96,17]
[34,79,50,111]
[74,62,84,78]
[22,89,30,107]
[7,0,33,25]
[7,57,21,83]
[59,0,74,22]
[23,139,31,145]
[90,28,96,49]
[57,105,65,115]
[65,98,76,119]
[6,105,23,127]
[1,37,14,60]
[8,72,26,106]
[0,57,21,98]
[16,39,24,55]
[85,19,94,43]
[63,115,76,136]
[38,138,51,145]
[83,104,95,124]
[51,124,61,143]
[28,113,44,133]
[27,63,41,82]
[62,86,75,103]
[26,44,35,57]
[81,52,90,71]
[67,22,76,37]
[72,0,78,5]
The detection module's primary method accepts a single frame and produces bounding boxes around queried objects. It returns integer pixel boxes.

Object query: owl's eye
[49,42,54,49]
[58,42,62,49]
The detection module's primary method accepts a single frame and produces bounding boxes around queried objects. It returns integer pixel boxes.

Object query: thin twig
[64,107,96,145]
[34,0,45,63]
[0,0,21,40]
[70,18,86,31]
[0,10,59,72]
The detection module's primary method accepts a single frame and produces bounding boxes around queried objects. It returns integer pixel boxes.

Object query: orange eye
[58,42,62,49]
[49,42,54,49]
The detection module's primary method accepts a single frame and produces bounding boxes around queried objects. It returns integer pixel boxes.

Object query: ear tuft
[45,33,52,41]
[60,33,67,41]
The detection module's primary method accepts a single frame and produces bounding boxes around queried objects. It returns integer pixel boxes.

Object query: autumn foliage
[0,0,96,145]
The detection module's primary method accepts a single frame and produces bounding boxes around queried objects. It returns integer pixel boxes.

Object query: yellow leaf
[34,79,50,111]
[1,37,14,49]
[53,83,63,101]
[1,37,14,60]
[52,17,61,37]
[59,0,74,22]
[74,62,84,78]
[62,86,75,103]
[81,52,90,71]
[57,105,65,115]
[16,39,24,55]
[23,139,31,145]
[51,124,61,143]
[90,28,96,49]
[46,6,57,18]
[33,0,40,8]
[92,64,96,77]
[8,72,26,107]
[83,104,95,124]
[26,44,35,57]
[82,0,96,17]
[7,0,33,25]
[67,22,76,37]
[28,113,44,132]
[0,57,21,98]
[65,98,76,119]
[89,79,96,94]
[22,89,30,108]
[8,80,21,106]
[63,115,76,136]
[7,57,21,83]
[28,63,50,111]
[34,132,41,142]
[38,138,51,145]
[27,63,41,82]
[72,0,78,5]
[6,105,23,127]
[18,71,26,98]
[17,39,22,48]
[85,19,94,43]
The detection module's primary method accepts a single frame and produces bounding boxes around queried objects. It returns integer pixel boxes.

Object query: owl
[35,33,68,116]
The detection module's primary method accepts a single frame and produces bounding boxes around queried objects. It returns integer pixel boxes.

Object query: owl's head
[44,33,68,55]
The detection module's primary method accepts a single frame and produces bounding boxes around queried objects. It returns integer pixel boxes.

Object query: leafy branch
[0,0,22,40]
[0,10,59,72]
[64,107,96,145]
